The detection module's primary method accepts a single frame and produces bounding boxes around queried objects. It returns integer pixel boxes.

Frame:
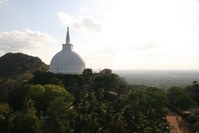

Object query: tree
[100,68,112,75]
[30,71,58,85]
[193,121,199,131]
[62,74,84,87]
[26,84,74,114]
[47,96,75,133]
[185,84,199,105]
[117,77,128,94]
[82,68,93,85]
[174,95,197,110]
[93,71,119,91]
[115,87,170,132]
[0,102,12,132]
[166,86,185,105]
[26,85,46,113]
[8,98,43,133]
[82,68,93,77]
[193,81,198,87]
[93,74,105,90]
[142,87,169,133]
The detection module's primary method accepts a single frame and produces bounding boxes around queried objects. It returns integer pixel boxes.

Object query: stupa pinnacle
[66,27,70,44]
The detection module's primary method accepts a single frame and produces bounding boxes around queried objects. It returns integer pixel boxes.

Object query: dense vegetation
[0,53,199,133]
[0,52,48,78]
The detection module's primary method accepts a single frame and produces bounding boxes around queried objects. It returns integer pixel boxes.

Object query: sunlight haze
[1,0,199,71]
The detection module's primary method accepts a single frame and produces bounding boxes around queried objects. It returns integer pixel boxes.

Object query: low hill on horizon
[0,52,48,78]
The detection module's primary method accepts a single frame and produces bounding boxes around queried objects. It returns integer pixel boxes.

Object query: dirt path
[166,112,194,133]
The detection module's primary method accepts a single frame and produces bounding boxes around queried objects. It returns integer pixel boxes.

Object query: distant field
[114,70,199,89]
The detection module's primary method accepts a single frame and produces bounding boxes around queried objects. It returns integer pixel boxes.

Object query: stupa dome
[49,27,85,74]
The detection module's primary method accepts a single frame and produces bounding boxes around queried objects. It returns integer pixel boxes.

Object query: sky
[1,0,199,71]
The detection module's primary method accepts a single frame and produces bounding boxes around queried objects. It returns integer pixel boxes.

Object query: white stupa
[49,27,85,74]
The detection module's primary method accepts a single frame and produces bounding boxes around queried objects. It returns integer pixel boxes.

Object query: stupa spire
[66,27,70,44]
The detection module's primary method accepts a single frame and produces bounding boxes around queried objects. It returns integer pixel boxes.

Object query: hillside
[0,52,48,78]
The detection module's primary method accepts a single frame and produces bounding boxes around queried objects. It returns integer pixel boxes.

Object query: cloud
[0,0,8,3]
[79,6,91,12]
[0,29,55,52]
[129,41,162,51]
[57,12,102,32]
[0,0,8,4]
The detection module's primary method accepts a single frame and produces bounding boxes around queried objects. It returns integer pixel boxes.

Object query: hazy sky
[1,0,199,71]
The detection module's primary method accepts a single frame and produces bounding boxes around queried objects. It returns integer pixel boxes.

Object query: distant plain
[114,70,199,89]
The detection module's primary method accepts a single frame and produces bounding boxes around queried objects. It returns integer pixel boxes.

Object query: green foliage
[114,87,170,132]
[62,74,84,87]
[47,96,75,133]
[82,68,93,84]
[2,65,193,132]
[193,121,199,130]
[167,85,198,111]
[186,115,197,123]
[26,84,74,114]
[30,71,59,85]
[93,71,119,91]
[166,86,185,105]
[145,87,168,110]
[185,84,199,105]
[100,68,112,75]
[0,80,30,111]
[0,103,12,120]
[174,95,197,110]
[82,68,93,77]
[6,84,30,111]
[0,102,12,132]
[71,86,127,133]
[8,98,43,133]
[0,53,48,78]
[117,77,129,94]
